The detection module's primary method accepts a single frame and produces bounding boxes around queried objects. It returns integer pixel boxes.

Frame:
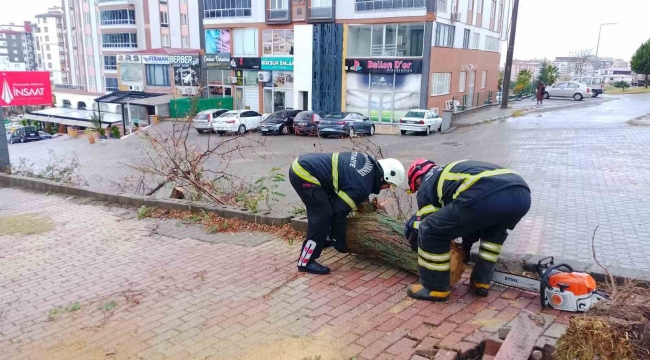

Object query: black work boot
[298,261,331,275]
[471,282,490,297]
[406,284,450,303]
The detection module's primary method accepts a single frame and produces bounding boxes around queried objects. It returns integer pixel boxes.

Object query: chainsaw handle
[539,262,575,309]
[536,256,554,277]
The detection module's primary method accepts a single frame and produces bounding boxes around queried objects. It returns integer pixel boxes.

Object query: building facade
[60,0,201,93]
[0,22,37,72]
[510,59,542,81]
[34,8,70,85]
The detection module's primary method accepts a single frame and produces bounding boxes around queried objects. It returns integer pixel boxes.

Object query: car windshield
[592,78,602,85]
[268,111,287,120]
[218,111,238,118]
[324,113,345,119]
[295,112,312,120]
[404,111,425,118]
[23,126,37,133]
[195,113,209,120]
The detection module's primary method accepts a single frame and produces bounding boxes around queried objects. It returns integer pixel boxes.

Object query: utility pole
[594,23,616,75]
[198,0,208,99]
[0,108,9,171]
[500,0,519,109]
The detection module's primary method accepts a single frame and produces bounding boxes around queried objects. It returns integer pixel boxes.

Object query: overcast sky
[3,0,649,64]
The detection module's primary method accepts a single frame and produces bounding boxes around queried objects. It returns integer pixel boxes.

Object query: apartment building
[60,0,201,94]
[510,59,543,81]
[0,22,37,72]
[34,8,70,85]
[428,0,509,112]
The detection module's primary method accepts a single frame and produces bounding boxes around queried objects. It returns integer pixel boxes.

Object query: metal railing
[54,83,86,91]
[355,0,425,12]
[370,44,398,57]
[268,8,289,20]
[106,87,118,92]
[309,6,333,18]
[102,41,137,48]
[100,19,136,25]
[97,0,133,3]
[104,64,117,70]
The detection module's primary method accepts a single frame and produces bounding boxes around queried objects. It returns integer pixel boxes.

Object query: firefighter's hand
[404,216,418,252]
[408,231,418,253]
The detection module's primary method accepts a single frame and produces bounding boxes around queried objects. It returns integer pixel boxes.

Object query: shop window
[262,29,294,56]
[264,71,294,113]
[146,64,170,86]
[435,23,455,47]
[481,70,487,89]
[207,69,232,98]
[463,29,470,49]
[459,71,466,92]
[431,73,451,95]
[233,28,258,56]
[348,23,424,57]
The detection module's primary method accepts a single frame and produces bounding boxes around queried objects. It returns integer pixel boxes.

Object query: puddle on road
[0,213,54,235]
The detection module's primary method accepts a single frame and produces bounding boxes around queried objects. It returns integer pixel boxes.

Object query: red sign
[0,71,52,107]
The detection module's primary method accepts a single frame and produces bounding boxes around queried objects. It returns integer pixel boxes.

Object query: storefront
[230,57,261,112]
[117,54,144,91]
[205,53,232,98]
[344,58,423,123]
[261,57,294,113]
[170,55,200,96]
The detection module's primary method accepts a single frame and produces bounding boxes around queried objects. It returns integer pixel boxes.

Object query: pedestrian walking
[536,81,546,105]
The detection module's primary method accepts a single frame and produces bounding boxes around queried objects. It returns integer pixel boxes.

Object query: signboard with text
[230,57,261,70]
[205,53,231,68]
[345,59,422,74]
[261,57,294,71]
[169,55,200,66]
[117,54,142,63]
[142,55,170,64]
[0,71,53,106]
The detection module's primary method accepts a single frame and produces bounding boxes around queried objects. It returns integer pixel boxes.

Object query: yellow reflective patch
[416,204,439,216]
[480,241,502,253]
[418,248,451,262]
[292,159,321,186]
[413,221,420,229]
[418,257,450,271]
[429,290,451,298]
[337,190,357,210]
[478,251,499,262]
[332,153,340,192]
[472,282,491,289]
[452,169,516,200]
[410,284,424,293]
[437,160,469,206]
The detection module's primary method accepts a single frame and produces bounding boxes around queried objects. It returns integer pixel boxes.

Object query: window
[204,0,251,18]
[87,56,94,66]
[490,0,496,18]
[472,32,480,49]
[437,0,447,11]
[262,29,294,55]
[468,0,473,10]
[14,63,20,69]
[435,23,455,47]
[431,73,451,95]
[498,3,502,21]
[233,28,258,56]
[477,0,483,13]
[481,70,487,89]
[46,45,50,50]
[14,57,19,61]
[161,34,170,47]
[100,10,136,25]
[102,33,137,48]
[354,0,425,12]
[348,23,424,57]
[83,13,91,24]
[13,50,18,54]
[43,18,47,24]
[160,12,169,26]
[463,29,470,49]
[459,71,467,92]
[146,64,170,86]
[85,35,92,44]
[104,55,117,70]
[207,69,232,98]
[44,27,48,32]
[181,0,186,3]
[44,36,49,42]
[90,77,96,88]
[181,36,189,48]
[181,13,188,25]
[47,54,51,60]
[48,62,52,69]
[485,36,499,51]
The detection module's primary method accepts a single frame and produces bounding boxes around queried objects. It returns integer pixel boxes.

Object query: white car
[213,110,264,135]
[398,109,443,135]
[544,81,592,101]
[193,109,229,133]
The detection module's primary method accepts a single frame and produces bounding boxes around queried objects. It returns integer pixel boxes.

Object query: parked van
[571,77,604,97]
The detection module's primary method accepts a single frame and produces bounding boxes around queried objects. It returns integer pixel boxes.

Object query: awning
[95,91,167,105]
[24,108,122,129]
[127,94,174,106]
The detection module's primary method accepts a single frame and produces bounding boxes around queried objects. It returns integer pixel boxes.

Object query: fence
[169,97,233,119]
[451,91,496,112]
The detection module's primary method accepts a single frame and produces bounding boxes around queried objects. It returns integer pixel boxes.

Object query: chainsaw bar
[492,271,541,293]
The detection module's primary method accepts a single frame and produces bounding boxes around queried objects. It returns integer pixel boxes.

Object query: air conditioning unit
[129,85,143,91]
[257,71,270,83]
[180,87,188,95]
[228,76,238,84]
[451,12,461,21]
[187,87,198,95]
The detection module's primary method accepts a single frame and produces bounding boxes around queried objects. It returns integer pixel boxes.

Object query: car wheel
[20,137,25,143]
[438,125,442,132]
[238,125,246,135]
[400,130,407,135]
[425,126,431,135]
[218,131,226,136]
[281,125,289,135]
[348,127,356,138]
[543,92,550,99]
[369,125,375,136]
[196,130,203,134]
[573,93,583,101]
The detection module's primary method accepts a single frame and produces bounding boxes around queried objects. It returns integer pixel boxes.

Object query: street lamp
[595,23,617,58]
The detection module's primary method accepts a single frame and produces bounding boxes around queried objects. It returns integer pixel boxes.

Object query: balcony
[355,0,425,12]
[54,83,86,91]
[97,0,133,6]
[266,6,291,24]
[100,19,136,26]
[308,3,335,22]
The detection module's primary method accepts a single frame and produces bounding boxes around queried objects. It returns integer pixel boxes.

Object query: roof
[123,48,199,55]
[35,12,63,18]
[25,108,122,128]
[94,91,165,105]
[127,94,174,106]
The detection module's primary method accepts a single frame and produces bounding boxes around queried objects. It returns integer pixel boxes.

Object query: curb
[2,173,648,287]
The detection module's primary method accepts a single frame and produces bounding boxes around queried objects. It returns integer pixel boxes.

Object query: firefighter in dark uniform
[404,159,531,301]
[289,152,405,275]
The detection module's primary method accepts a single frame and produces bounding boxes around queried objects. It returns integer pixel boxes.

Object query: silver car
[193,109,229,133]
[544,81,592,101]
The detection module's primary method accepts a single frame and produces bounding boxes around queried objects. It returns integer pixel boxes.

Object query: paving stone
[543,323,568,339]
[434,349,458,360]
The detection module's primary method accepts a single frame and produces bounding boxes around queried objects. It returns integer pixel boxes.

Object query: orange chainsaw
[492,257,609,312]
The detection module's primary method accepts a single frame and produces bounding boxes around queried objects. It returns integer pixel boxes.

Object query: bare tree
[573,48,593,77]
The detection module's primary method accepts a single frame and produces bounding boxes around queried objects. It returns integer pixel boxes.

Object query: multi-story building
[510,59,543,81]
[613,58,629,69]
[34,8,70,84]
[60,0,201,93]
[0,22,37,72]
[553,56,614,78]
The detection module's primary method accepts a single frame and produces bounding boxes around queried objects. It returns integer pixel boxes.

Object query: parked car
[259,110,302,135]
[9,126,41,144]
[571,77,604,97]
[213,110,264,135]
[293,111,326,136]
[38,131,53,139]
[398,109,442,135]
[5,130,11,142]
[544,81,592,101]
[318,112,375,137]
[193,109,229,133]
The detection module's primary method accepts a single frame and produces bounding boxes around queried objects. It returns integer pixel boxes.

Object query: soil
[0,213,54,235]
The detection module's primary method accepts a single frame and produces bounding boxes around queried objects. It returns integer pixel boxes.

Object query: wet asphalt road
[7,94,650,270]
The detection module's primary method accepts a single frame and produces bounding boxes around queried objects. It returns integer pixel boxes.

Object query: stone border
[2,173,648,287]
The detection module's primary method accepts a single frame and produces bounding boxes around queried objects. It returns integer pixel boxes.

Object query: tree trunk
[646,74,648,89]
[345,205,465,286]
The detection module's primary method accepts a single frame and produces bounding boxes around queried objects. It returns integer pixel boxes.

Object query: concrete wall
[293,24,313,111]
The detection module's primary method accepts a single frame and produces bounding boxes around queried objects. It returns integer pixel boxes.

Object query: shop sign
[169,55,200,66]
[230,57,261,70]
[141,55,170,64]
[461,63,476,71]
[345,59,422,74]
[117,54,142,63]
[0,71,52,106]
[261,57,293,71]
[174,65,199,87]
[204,53,231,68]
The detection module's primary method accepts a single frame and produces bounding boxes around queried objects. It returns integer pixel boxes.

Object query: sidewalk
[0,187,572,360]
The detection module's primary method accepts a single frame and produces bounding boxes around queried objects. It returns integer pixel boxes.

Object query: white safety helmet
[377,158,406,187]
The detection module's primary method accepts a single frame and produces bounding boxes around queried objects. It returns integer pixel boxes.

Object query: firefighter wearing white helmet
[289,152,405,275]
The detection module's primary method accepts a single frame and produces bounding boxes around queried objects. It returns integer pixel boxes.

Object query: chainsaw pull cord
[539,263,575,308]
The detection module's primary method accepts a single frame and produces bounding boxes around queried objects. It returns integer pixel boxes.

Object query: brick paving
[0,187,573,360]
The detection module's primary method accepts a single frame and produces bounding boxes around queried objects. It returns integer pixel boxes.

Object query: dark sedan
[318,112,375,137]
[293,111,326,136]
[9,126,41,144]
[259,110,301,135]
